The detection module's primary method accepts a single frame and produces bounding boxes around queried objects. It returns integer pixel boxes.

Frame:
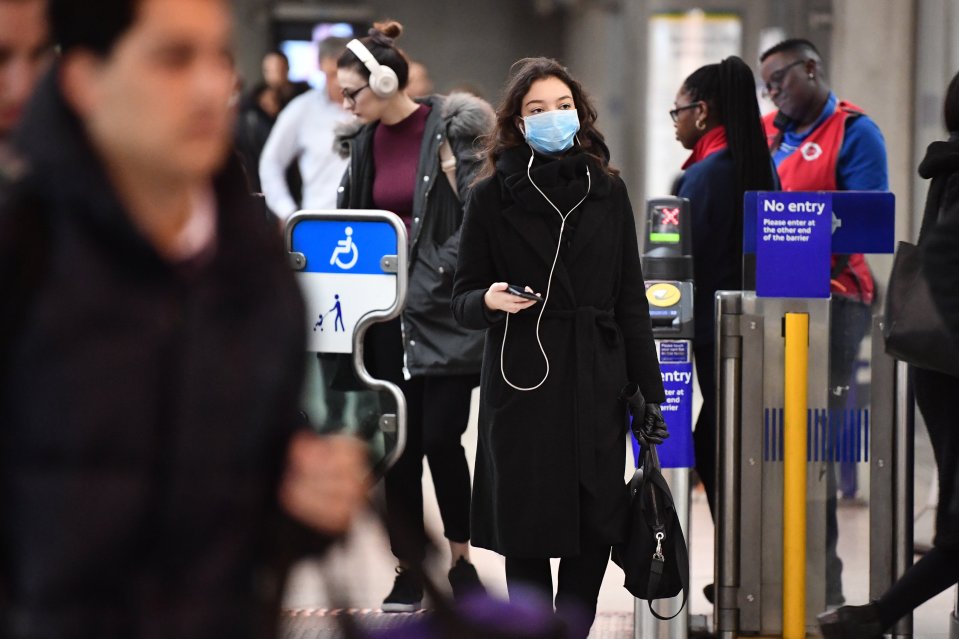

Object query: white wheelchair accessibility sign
[288,211,407,354]
[329,226,359,270]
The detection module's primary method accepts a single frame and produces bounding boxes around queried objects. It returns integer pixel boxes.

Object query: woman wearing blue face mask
[451,57,666,638]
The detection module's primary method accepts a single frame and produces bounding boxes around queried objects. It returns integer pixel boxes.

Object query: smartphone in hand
[506,284,541,302]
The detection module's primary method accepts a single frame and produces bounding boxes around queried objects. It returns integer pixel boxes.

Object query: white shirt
[258,89,350,219]
[163,185,217,263]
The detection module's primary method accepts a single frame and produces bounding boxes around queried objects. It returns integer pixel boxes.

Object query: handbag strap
[917,179,950,247]
[642,464,690,621]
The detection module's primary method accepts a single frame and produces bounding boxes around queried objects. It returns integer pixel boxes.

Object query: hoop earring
[695,119,706,131]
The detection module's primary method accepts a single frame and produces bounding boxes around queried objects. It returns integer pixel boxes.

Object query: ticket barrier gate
[286,210,409,475]
[711,190,907,638]
[635,197,696,639]
[952,592,958,639]
[715,297,914,638]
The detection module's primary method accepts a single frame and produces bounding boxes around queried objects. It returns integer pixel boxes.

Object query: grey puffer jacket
[334,93,494,376]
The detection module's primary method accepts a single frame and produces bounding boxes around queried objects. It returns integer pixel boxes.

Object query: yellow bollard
[782,312,809,639]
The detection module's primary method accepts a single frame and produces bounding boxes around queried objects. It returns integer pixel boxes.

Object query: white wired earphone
[500,147,591,392]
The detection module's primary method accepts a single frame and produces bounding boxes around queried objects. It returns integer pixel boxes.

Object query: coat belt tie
[544,307,619,491]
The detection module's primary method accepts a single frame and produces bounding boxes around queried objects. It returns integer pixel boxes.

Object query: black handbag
[883,239,959,377]
[611,444,689,620]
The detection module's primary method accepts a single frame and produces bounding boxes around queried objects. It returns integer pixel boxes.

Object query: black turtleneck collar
[494,145,612,215]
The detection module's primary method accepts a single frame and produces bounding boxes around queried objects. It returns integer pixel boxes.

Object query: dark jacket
[0,72,307,639]
[334,93,494,377]
[914,136,959,548]
[451,147,665,557]
[676,148,741,346]
[922,135,959,342]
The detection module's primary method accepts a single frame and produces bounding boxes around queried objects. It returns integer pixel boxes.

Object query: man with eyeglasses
[259,36,350,220]
[759,38,888,610]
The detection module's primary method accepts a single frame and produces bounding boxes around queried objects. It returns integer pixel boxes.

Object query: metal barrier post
[716,291,743,639]
[951,589,958,639]
[635,468,690,639]
[782,313,809,639]
[870,317,896,601]
[872,320,915,639]
[287,210,409,474]
[891,360,914,639]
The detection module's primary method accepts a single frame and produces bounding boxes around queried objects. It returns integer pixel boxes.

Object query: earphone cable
[500,147,591,392]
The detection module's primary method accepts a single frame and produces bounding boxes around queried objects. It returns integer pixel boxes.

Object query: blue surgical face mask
[522,109,580,155]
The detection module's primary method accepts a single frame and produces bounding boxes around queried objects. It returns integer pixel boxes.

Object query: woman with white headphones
[451,57,667,638]
[333,20,495,612]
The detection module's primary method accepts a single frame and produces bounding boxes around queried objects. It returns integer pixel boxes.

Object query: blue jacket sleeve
[838,115,889,191]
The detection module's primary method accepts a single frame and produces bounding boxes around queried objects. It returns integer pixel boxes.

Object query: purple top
[372,103,432,230]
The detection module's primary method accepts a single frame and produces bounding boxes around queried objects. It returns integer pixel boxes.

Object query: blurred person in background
[0,1,368,637]
[819,68,959,639]
[335,19,493,612]
[451,57,667,638]
[760,37,888,608]
[258,36,349,220]
[260,50,309,108]
[234,50,308,194]
[405,60,433,98]
[0,0,53,155]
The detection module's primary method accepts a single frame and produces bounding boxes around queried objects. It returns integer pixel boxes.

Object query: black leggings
[875,366,959,628]
[504,546,611,639]
[364,319,478,564]
[385,373,478,563]
[693,342,717,519]
[876,544,959,629]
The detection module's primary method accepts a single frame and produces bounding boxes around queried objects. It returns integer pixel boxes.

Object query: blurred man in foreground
[0,1,368,637]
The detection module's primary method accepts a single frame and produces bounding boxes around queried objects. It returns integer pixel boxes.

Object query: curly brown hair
[476,57,617,183]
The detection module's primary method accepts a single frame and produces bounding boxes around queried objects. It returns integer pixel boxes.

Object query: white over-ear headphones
[346,39,399,98]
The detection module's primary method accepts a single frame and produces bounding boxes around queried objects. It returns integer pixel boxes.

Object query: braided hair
[682,56,775,247]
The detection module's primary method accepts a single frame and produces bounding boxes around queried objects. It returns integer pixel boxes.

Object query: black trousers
[364,319,479,562]
[385,373,478,563]
[874,367,959,627]
[504,545,611,639]
[693,341,718,519]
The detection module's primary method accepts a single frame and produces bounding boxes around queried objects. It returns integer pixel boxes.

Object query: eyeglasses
[762,59,807,97]
[669,102,702,123]
[342,84,369,106]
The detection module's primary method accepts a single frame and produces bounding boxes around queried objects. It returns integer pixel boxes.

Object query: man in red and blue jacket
[760,38,888,609]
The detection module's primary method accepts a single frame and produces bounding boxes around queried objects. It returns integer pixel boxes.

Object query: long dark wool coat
[452,147,665,557]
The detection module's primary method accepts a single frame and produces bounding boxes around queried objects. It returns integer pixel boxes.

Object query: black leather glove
[640,402,669,446]
[620,382,668,446]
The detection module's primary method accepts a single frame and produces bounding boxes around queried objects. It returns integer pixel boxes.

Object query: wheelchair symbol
[330,226,359,270]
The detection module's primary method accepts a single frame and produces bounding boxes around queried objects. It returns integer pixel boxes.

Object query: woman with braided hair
[671,55,778,518]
